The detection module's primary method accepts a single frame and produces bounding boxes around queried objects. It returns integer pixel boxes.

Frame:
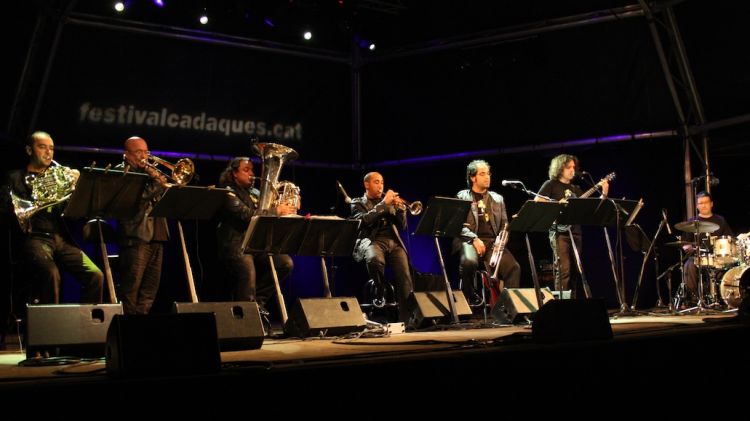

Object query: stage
[1,310,748,407]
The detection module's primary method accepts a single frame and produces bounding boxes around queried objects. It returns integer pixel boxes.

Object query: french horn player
[3,131,103,304]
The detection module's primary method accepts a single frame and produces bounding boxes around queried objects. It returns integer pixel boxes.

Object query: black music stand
[150,185,232,303]
[243,215,308,324]
[64,168,148,303]
[414,197,471,323]
[297,217,360,298]
[507,201,565,310]
[557,198,641,312]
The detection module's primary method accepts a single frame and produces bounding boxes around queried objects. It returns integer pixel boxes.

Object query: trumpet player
[351,172,414,324]
[114,136,169,314]
[454,160,520,307]
[2,131,103,304]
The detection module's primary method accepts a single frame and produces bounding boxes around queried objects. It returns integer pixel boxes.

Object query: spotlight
[368,43,376,50]
[199,15,208,25]
[114,1,125,12]
[153,0,164,7]
[303,31,312,40]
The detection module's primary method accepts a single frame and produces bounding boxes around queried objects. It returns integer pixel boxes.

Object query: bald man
[115,136,169,314]
[351,172,414,324]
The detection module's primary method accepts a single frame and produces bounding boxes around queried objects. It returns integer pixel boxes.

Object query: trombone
[141,154,195,185]
[393,194,423,215]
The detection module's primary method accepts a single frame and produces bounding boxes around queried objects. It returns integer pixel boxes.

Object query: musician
[351,172,414,323]
[114,136,169,314]
[2,131,103,304]
[215,157,295,324]
[536,154,608,297]
[683,191,733,299]
[454,160,520,306]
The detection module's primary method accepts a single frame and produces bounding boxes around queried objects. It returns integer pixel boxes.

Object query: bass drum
[719,265,750,308]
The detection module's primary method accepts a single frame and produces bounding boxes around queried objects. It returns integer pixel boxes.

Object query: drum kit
[668,220,750,312]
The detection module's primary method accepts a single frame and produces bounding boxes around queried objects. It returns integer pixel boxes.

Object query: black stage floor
[1,310,748,410]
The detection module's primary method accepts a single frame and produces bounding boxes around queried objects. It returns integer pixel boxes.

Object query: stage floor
[0,311,743,385]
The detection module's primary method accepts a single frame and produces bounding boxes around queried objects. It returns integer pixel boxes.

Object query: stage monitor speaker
[491,288,555,324]
[284,297,366,338]
[410,291,472,328]
[25,303,123,358]
[532,299,613,343]
[173,301,264,351]
[106,313,221,377]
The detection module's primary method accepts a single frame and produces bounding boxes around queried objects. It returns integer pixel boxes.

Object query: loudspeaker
[532,299,613,343]
[410,291,472,328]
[491,288,555,324]
[106,313,221,377]
[284,297,366,338]
[173,301,264,351]
[25,304,123,358]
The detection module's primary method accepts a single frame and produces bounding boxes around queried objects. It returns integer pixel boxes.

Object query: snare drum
[720,265,750,308]
[711,235,739,268]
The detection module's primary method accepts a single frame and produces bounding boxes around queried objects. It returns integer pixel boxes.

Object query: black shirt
[538,179,584,235]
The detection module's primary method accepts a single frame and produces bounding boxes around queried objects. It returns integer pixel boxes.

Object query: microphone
[336,180,352,204]
[501,180,523,187]
[662,208,672,235]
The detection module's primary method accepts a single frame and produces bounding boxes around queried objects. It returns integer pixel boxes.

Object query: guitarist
[536,154,609,298]
[454,160,521,308]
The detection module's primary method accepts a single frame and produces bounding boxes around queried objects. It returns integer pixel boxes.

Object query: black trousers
[364,238,414,323]
[119,242,163,315]
[459,238,521,299]
[550,231,583,296]
[220,253,293,311]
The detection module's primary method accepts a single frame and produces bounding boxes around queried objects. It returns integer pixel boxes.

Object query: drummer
[683,191,734,300]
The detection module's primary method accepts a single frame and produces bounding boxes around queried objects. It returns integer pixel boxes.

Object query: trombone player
[3,131,103,304]
[351,172,414,324]
[114,136,169,314]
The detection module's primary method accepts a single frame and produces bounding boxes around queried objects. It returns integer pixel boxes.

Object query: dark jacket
[216,183,260,258]
[114,163,168,246]
[350,194,407,262]
[452,189,508,254]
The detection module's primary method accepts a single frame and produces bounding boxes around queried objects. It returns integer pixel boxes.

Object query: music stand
[414,197,471,323]
[507,201,565,310]
[64,168,148,303]
[242,215,308,323]
[296,217,360,298]
[150,185,232,303]
[558,198,641,312]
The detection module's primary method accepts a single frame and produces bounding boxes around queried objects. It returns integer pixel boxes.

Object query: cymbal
[674,220,719,234]
[664,240,692,247]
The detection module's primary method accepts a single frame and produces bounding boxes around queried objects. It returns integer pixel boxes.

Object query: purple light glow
[263,18,275,28]
[153,0,164,7]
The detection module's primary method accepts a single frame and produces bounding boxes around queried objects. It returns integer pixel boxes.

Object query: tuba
[11,160,78,233]
[252,142,300,213]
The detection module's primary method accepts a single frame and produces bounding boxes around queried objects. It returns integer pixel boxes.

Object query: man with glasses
[114,136,169,314]
[454,160,520,307]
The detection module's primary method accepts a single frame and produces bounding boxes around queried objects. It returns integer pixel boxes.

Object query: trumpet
[141,154,195,185]
[393,194,423,215]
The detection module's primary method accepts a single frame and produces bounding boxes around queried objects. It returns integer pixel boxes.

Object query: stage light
[303,31,312,40]
[199,15,208,24]
[153,0,164,7]
[263,18,275,28]
[369,43,376,50]
[114,2,125,12]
